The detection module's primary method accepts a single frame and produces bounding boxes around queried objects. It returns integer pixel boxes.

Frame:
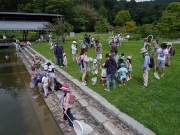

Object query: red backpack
[64,91,76,104]
[69,92,76,104]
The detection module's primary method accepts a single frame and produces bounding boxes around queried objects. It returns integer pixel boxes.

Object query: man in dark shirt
[55,42,64,67]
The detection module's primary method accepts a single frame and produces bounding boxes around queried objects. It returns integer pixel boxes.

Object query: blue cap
[120,63,125,66]
[55,42,59,45]
[41,71,46,75]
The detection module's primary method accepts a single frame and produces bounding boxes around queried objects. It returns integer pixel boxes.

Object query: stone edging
[27,46,155,135]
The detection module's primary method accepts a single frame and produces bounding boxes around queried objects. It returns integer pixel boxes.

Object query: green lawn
[31,34,180,135]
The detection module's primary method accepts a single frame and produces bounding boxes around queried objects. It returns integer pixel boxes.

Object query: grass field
[31,33,180,135]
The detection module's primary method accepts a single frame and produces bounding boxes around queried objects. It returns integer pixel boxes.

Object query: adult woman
[32,54,42,75]
[80,49,90,85]
[104,54,117,91]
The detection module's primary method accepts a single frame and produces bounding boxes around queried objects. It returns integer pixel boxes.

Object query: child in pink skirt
[100,63,107,85]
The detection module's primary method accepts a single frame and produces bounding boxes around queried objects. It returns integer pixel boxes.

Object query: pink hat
[61,84,70,91]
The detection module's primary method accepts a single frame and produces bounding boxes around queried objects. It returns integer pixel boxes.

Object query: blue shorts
[121,78,126,82]
[156,59,165,68]
[127,68,132,72]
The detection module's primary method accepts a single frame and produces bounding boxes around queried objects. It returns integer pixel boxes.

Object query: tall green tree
[159,2,180,32]
[114,10,131,26]
[71,4,97,32]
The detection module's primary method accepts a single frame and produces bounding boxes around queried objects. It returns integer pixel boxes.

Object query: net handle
[65,113,73,123]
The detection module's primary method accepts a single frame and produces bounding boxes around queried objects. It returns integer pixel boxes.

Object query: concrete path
[18,46,155,135]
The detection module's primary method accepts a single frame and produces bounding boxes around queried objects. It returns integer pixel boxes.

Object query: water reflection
[0,48,62,135]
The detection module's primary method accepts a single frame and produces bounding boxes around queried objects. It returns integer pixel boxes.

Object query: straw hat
[144,38,148,41]
[93,59,97,63]
[167,42,172,46]
[34,54,39,58]
[61,84,70,91]
[140,48,147,53]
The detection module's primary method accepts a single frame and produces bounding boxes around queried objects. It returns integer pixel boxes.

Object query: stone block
[64,74,74,80]
[86,106,108,124]
[71,90,82,100]
[79,86,93,95]
[101,100,121,117]
[57,94,61,99]
[103,121,122,135]
[78,98,89,107]
[87,91,106,104]
[117,113,155,135]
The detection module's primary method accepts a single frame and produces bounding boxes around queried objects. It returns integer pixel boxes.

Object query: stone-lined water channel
[0,48,62,135]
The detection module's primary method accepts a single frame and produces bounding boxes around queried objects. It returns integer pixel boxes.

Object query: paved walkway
[18,46,155,135]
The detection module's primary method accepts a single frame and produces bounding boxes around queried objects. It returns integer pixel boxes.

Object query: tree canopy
[0,0,180,37]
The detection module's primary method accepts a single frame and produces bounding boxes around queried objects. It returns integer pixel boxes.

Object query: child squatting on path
[58,84,74,132]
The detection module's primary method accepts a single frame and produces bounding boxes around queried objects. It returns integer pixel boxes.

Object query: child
[114,50,119,64]
[47,62,56,86]
[117,53,125,69]
[126,56,132,80]
[30,74,42,89]
[41,71,49,98]
[91,59,98,85]
[118,63,128,86]
[63,53,68,68]
[100,63,107,86]
[58,84,74,132]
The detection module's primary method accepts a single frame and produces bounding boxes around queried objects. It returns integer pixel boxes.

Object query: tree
[54,22,74,39]
[114,10,131,26]
[98,6,108,19]
[124,20,137,33]
[160,2,180,32]
[70,4,97,32]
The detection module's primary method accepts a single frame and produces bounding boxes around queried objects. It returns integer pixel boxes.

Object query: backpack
[145,54,154,68]
[116,38,119,43]
[54,82,62,91]
[77,56,82,66]
[64,91,76,104]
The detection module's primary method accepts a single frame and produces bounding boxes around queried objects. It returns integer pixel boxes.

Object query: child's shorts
[121,78,126,82]
[101,77,106,81]
[127,68,132,72]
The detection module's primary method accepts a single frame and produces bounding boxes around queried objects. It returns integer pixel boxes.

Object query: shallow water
[0,48,62,135]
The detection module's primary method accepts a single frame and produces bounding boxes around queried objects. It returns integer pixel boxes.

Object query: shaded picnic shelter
[0,12,63,46]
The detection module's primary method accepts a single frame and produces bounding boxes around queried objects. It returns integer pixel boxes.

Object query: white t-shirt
[101,68,107,77]
[3,35,6,39]
[157,48,168,61]
[42,76,49,84]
